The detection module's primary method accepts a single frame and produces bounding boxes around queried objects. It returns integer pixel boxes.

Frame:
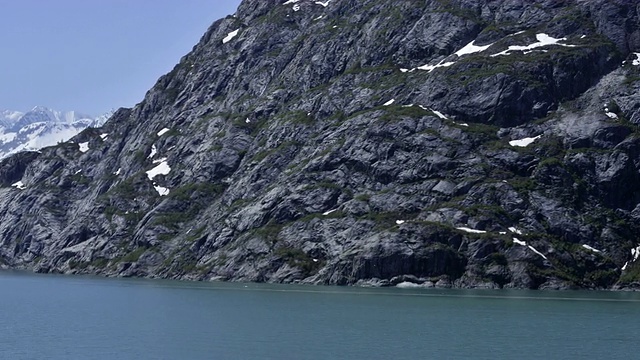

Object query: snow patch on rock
[632,245,640,262]
[11,181,26,190]
[223,29,240,44]
[491,33,575,57]
[146,160,171,180]
[455,40,494,57]
[508,227,523,235]
[582,244,602,253]
[148,145,157,159]
[417,60,455,73]
[431,110,448,120]
[456,227,487,234]
[528,245,548,260]
[509,135,542,147]
[153,185,170,196]
[512,238,526,246]
[78,142,89,153]
[513,237,547,260]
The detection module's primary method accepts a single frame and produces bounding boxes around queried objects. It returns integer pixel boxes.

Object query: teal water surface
[1,271,638,359]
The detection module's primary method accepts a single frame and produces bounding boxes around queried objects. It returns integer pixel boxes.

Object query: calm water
[1,272,639,359]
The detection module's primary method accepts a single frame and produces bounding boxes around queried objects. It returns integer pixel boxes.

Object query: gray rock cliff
[2,0,640,290]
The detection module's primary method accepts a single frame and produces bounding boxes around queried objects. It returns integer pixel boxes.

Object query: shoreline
[2,267,638,292]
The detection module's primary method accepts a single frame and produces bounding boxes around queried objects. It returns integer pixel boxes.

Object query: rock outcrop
[1,0,640,290]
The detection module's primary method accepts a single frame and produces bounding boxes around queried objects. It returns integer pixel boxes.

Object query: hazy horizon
[0,0,242,116]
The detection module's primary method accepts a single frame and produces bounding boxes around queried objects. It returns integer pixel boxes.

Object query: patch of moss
[620,262,640,284]
[343,62,396,76]
[379,105,434,122]
[316,181,341,190]
[488,252,508,266]
[90,258,109,268]
[251,141,301,163]
[275,246,323,276]
[287,111,314,125]
[461,123,500,141]
[186,226,207,243]
[168,182,227,202]
[111,178,138,199]
[132,150,146,163]
[153,212,192,230]
[623,75,640,86]
[158,233,174,242]
[254,223,284,246]
[70,173,90,186]
[586,269,619,287]
[102,202,144,226]
[104,206,118,222]
[123,212,144,225]
[229,112,263,135]
[434,0,484,23]
[169,254,202,274]
[117,247,147,263]
[465,203,513,222]
[537,157,562,168]
[509,176,537,192]
[68,259,86,270]
[359,211,409,231]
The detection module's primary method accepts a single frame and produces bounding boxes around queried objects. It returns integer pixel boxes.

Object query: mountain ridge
[1,0,640,290]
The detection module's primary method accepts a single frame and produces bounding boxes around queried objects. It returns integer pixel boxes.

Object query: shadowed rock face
[1,0,640,290]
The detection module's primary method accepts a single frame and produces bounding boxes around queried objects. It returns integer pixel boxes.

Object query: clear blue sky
[0,0,242,116]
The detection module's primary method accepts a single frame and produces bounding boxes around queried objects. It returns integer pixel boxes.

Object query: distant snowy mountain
[0,106,113,159]
[0,110,24,128]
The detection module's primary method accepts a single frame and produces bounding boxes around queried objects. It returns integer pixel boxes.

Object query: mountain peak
[30,105,53,112]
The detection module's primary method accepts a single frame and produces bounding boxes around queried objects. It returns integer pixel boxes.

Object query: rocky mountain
[0,107,112,159]
[1,0,640,290]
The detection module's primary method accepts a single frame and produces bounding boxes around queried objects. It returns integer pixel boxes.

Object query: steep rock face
[1,0,640,289]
